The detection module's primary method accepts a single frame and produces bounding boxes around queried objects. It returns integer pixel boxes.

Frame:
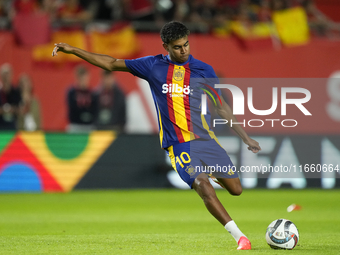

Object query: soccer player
[52,21,261,250]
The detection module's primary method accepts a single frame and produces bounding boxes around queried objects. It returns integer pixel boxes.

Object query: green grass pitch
[0,189,339,254]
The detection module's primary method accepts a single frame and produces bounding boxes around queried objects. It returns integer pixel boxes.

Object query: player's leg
[167,143,233,225]
[192,174,251,250]
[192,173,232,225]
[167,141,251,250]
[215,177,242,196]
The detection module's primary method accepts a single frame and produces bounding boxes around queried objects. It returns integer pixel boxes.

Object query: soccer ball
[265,219,299,250]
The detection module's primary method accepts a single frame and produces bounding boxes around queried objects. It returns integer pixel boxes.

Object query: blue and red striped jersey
[125,54,221,149]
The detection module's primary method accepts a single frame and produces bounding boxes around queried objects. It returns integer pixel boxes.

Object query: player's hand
[52,43,74,56]
[244,138,261,153]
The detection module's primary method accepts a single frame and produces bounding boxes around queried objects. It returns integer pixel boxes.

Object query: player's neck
[167,54,190,64]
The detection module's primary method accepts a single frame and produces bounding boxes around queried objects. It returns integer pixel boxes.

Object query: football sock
[224,220,246,243]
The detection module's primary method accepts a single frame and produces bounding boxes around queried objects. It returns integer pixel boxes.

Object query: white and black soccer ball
[266,219,299,250]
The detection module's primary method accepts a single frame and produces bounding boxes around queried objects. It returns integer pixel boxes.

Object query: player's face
[163,36,190,63]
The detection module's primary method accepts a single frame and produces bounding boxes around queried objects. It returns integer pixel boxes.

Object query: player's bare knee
[230,186,242,196]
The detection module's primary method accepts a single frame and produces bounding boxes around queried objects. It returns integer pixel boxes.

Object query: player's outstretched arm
[52,43,130,72]
[215,97,261,153]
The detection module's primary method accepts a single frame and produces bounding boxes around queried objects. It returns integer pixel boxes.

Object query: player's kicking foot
[237,236,251,250]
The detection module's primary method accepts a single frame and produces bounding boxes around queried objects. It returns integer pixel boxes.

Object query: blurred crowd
[0,0,339,36]
[0,63,41,131]
[66,65,126,134]
[0,63,126,132]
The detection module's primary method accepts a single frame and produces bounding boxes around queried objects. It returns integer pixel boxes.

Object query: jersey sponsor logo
[162,83,192,98]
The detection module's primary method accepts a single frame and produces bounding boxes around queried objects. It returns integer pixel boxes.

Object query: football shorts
[166,138,238,188]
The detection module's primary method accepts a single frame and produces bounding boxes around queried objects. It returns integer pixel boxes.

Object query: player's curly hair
[160,21,190,44]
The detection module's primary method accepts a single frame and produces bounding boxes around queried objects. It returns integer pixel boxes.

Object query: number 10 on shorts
[176,152,191,168]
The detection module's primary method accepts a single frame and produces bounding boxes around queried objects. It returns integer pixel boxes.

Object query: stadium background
[0,0,340,192]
